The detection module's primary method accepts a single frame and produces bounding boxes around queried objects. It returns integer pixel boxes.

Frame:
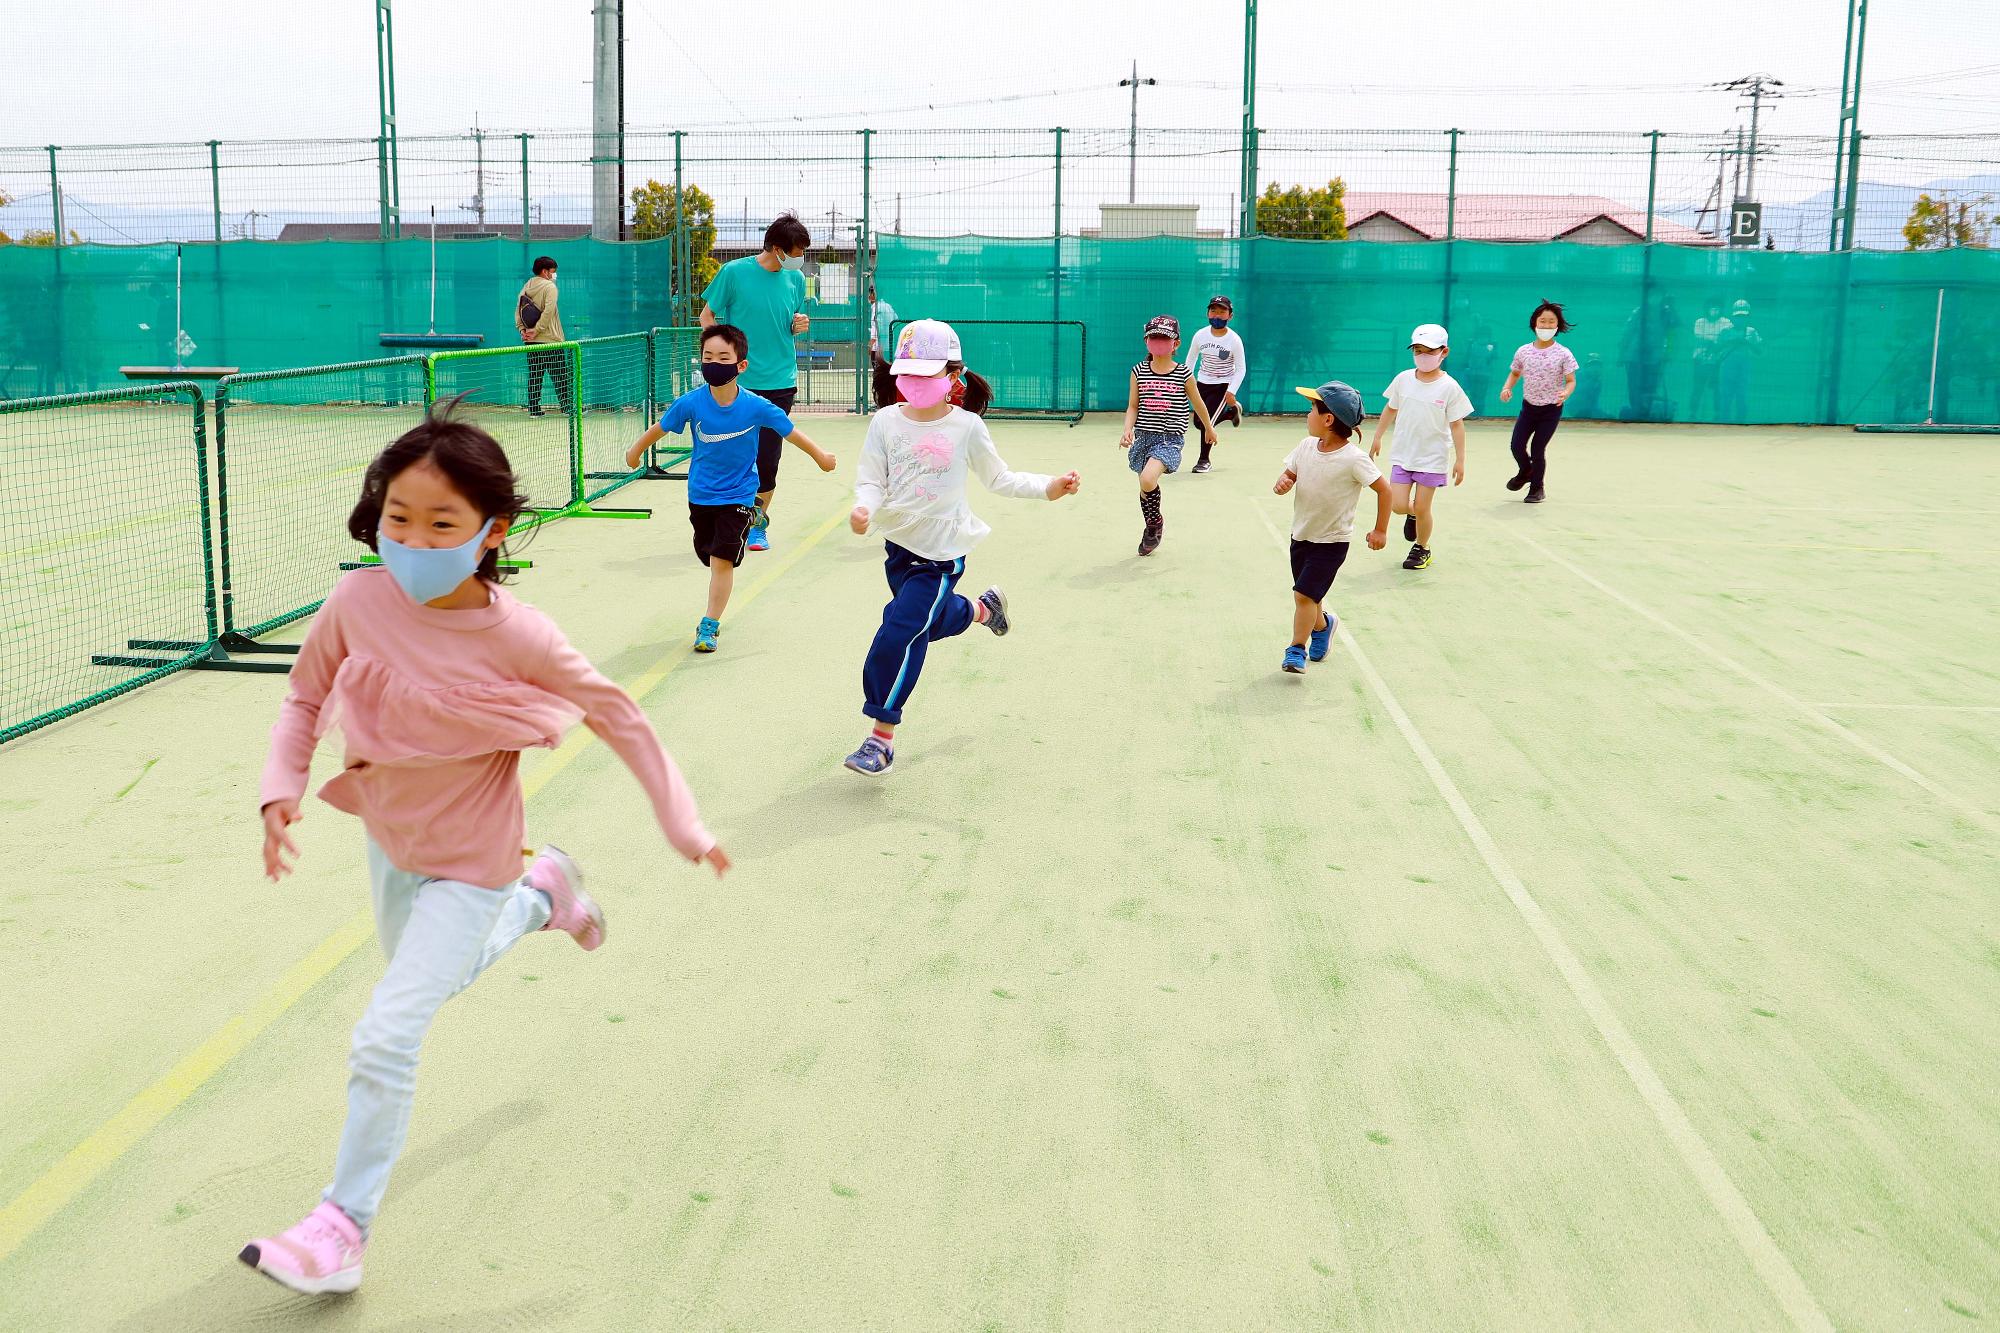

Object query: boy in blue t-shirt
[625,323,835,652]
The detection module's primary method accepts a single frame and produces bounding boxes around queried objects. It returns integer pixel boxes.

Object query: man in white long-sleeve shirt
[1185,294,1247,472]
[843,319,1081,777]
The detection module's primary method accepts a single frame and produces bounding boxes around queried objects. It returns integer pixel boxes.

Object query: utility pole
[591,0,625,241]
[1719,74,1784,200]
[472,114,487,228]
[1118,61,1156,204]
[1732,127,1744,203]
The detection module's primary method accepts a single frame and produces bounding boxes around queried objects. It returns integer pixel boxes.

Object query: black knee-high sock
[1139,487,1162,524]
[1198,438,1213,465]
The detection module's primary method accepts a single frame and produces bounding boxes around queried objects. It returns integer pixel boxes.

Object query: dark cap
[1143,314,1180,340]
[1296,380,1365,429]
[1207,294,1233,312]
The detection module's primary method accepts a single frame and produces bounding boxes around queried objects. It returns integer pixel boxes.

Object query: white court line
[1252,505,1833,1331]
[1505,528,1995,834]
[1811,702,2000,714]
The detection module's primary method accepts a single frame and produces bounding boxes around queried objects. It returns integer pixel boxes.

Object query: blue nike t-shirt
[659,386,796,505]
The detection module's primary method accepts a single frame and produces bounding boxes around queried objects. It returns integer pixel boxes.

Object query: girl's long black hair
[1529,299,1574,334]
[347,395,531,583]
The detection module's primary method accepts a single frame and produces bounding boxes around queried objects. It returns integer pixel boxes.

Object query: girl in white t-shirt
[844,320,1081,777]
[1498,300,1579,504]
[1273,380,1390,674]
[1369,323,1472,572]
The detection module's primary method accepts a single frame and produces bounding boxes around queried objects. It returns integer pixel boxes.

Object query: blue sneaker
[977,586,1009,636]
[1308,611,1338,662]
[693,616,720,653]
[1282,645,1308,674]
[843,736,894,776]
[746,524,770,553]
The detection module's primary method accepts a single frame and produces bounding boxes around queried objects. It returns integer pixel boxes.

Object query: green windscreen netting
[213,357,429,639]
[876,237,2000,427]
[576,333,653,504]
[1,384,214,743]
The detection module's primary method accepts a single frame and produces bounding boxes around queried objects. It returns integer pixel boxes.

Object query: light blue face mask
[780,253,805,271]
[376,517,496,604]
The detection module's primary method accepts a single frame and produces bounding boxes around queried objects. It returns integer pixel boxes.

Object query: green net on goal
[213,357,429,640]
[428,344,580,514]
[1,384,215,744]
[646,326,702,476]
[576,333,653,505]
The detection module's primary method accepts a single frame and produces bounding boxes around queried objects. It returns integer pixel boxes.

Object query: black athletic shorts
[749,386,798,494]
[1290,538,1350,603]
[688,501,754,567]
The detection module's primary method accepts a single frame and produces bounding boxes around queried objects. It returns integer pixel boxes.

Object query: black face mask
[701,362,741,387]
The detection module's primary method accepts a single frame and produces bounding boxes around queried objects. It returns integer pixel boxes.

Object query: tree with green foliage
[631,179,719,319]
[1254,179,1348,239]
[1903,192,1995,250]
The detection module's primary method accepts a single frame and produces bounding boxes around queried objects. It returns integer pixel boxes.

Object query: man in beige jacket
[516,255,572,417]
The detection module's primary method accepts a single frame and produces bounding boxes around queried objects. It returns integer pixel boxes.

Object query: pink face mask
[896,372,953,408]
[1145,336,1174,356]
[1412,351,1444,372]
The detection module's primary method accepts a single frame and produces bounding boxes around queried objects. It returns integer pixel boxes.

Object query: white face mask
[1535,326,1556,342]
[780,253,805,271]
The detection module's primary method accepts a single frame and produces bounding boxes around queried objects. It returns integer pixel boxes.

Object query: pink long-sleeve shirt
[260,568,713,887]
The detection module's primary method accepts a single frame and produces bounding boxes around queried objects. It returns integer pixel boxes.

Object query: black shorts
[1290,539,1350,603]
[688,502,754,567]
[749,386,798,494]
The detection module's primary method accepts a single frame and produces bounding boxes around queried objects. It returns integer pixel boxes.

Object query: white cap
[889,318,961,375]
[1409,323,1449,349]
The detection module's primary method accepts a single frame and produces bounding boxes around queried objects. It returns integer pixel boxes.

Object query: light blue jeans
[325,841,551,1234]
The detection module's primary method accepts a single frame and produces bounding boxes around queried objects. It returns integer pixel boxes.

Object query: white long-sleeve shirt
[1185,326,1247,394]
[855,405,1052,561]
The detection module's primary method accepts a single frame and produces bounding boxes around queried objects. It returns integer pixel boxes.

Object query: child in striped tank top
[1119,314,1218,556]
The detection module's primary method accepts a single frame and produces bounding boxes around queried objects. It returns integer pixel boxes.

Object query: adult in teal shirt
[699,214,810,552]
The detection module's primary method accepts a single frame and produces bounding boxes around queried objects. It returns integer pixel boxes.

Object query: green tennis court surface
[2,417,1995,1330]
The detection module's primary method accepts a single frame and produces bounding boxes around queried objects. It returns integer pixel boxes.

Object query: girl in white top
[844,319,1081,777]
[1369,322,1472,572]
[1185,294,1247,471]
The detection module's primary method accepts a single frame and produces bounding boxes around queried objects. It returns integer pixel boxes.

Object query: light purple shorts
[1391,465,1448,488]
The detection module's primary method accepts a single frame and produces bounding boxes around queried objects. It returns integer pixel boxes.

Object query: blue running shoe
[1308,611,1338,662]
[844,736,895,776]
[693,616,720,653]
[746,524,770,553]
[977,586,1009,636]
[1282,644,1308,674]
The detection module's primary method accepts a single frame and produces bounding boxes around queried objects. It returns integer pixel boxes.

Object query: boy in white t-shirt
[1369,322,1472,571]
[1185,294,1247,471]
[1273,380,1390,674]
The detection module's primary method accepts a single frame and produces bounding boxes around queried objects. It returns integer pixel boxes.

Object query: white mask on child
[1535,328,1556,343]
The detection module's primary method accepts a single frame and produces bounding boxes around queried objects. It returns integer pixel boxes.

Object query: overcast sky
[12,0,1997,146]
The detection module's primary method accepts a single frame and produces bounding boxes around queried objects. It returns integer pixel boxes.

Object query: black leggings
[1509,401,1564,487]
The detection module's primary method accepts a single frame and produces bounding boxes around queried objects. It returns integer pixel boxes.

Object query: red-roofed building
[1344,192,1719,246]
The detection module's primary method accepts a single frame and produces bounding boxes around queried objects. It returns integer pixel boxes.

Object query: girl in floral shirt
[1498,300,1580,504]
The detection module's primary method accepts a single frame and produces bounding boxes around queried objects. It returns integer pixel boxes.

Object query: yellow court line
[0,506,848,1266]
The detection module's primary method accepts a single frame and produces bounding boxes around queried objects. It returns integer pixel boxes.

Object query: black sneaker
[528,408,547,418]
[1525,487,1546,504]
[1228,405,1242,428]
[1402,515,1417,542]
[1506,469,1530,492]
[1402,543,1431,570]
[1191,459,1212,474]
[1138,517,1163,557]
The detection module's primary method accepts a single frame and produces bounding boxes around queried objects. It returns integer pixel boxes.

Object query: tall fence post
[1644,131,1660,242]
[672,131,686,325]
[1445,128,1460,241]
[519,133,532,247]
[1051,128,1065,392]
[856,128,873,415]
[208,140,223,243]
[1841,133,1866,251]
[46,146,62,245]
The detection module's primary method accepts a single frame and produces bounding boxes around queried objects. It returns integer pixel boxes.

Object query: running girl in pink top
[241,406,729,1296]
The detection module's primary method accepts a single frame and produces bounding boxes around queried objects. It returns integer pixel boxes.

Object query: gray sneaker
[977,586,1010,636]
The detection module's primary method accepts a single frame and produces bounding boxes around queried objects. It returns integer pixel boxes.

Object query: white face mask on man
[780,253,806,271]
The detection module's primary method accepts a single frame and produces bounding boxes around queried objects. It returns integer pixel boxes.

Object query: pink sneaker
[530,845,605,951]
[239,1200,365,1294]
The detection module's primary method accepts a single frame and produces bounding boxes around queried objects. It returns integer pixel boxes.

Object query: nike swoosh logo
[695,426,756,443]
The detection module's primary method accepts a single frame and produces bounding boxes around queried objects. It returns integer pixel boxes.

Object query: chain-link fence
[3,129,1994,253]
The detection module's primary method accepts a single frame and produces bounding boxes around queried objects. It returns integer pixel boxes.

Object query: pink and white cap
[890,319,962,375]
